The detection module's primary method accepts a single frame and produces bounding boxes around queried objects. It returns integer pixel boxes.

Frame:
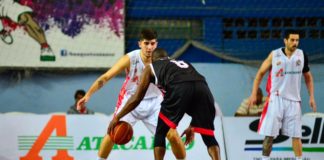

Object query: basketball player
[0,0,55,61]
[77,29,186,160]
[108,48,221,160]
[248,30,317,160]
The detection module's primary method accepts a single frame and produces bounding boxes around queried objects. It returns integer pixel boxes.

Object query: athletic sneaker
[40,46,56,61]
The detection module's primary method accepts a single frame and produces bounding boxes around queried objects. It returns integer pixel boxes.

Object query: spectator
[235,88,266,117]
[67,89,94,114]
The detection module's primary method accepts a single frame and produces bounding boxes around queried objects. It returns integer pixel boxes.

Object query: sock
[96,157,106,160]
[295,157,302,160]
[262,156,269,160]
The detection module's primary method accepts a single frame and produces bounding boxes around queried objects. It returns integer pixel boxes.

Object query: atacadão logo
[18,115,194,160]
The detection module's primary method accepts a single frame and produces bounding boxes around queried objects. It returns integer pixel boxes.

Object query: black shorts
[158,81,216,135]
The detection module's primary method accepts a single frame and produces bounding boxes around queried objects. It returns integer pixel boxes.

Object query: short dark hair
[153,48,168,60]
[74,89,86,99]
[284,30,300,39]
[139,28,158,40]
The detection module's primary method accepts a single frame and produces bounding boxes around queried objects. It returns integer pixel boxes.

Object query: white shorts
[258,95,302,138]
[0,0,32,22]
[114,95,162,134]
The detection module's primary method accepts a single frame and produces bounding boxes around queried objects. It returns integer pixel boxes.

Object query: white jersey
[0,0,32,22]
[118,49,161,100]
[269,48,304,101]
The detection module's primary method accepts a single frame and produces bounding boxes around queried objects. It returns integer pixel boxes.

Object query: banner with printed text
[223,117,324,160]
[0,0,124,68]
[0,114,226,160]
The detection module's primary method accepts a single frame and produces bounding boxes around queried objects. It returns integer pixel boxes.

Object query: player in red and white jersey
[248,30,317,160]
[77,28,186,160]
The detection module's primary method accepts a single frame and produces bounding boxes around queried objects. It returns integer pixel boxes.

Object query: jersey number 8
[170,60,189,68]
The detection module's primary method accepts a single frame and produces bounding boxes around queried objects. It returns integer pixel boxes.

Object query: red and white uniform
[0,0,32,22]
[114,49,162,134]
[258,48,305,138]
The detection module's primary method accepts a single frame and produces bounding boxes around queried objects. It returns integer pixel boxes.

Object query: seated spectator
[67,89,94,114]
[235,88,267,117]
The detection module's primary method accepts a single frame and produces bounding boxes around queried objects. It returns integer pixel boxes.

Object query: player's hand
[181,126,195,145]
[309,96,317,112]
[108,117,119,134]
[77,96,89,111]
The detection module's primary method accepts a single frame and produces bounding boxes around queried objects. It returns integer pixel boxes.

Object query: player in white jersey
[248,30,317,160]
[0,0,55,61]
[77,28,186,160]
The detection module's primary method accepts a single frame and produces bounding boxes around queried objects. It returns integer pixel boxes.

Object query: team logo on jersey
[296,59,301,66]
[276,61,281,66]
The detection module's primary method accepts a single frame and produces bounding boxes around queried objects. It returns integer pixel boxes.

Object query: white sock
[295,157,302,160]
[262,156,269,160]
[96,157,106,160]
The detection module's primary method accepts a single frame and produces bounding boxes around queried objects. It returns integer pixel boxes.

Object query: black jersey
[150,58,205,89]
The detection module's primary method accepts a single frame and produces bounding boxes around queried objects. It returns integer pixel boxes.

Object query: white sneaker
[0,30,13,45]
[40,46,56,61]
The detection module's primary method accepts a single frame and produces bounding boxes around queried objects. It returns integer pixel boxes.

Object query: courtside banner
[0,114,226,160]
[0,0,124,68]
[223,117,324,160]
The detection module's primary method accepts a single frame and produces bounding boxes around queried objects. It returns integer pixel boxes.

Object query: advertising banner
[0,0,124,68]
[0,114,226,160]
[223,117,324,160]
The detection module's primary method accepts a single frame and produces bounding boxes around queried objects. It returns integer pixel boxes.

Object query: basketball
[109,121,133,145]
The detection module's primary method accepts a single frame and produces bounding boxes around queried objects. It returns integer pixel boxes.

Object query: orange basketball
[109,121,133,145]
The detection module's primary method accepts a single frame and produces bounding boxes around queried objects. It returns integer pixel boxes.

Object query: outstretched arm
[108,66,153,133]
[304,71,317,112]
[77,55,130,110]
[248,53,272,106]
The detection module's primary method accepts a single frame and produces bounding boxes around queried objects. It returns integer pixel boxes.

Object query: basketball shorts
[158,81,216,136]
[0,1,32,22]
[114,94,162,134]
[258,95,302,138]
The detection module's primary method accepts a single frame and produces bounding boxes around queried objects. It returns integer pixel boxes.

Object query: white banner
[0,114,226,160]
[223,117,324,160]
[0,0,124,68]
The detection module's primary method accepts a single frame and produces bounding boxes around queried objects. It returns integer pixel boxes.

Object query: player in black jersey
[108,48,221,160]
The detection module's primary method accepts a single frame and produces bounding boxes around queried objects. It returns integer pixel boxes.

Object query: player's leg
[18,12,55,61]
[262,136,273,159]
[18,13,47,45]
[190,82,220,160]
[258,95,284,159]
[201,134,220,160]
[154,118,170,160]
[166,128,186,159]
[292,137,302,159]
[143,96,186,160]
[281,99,302,159]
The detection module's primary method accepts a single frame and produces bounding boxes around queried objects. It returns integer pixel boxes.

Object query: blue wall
[1,64,323,116]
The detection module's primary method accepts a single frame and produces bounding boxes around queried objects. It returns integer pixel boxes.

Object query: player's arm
[77,55,130,110]
[248,52,272,106]
[304,71,316,112]
[108,66,153,133]
[116,66,152,119]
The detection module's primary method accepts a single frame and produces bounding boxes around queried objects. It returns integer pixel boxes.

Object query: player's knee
[18,13,31,25]
[201,135,219,148]
[166,129,179,143]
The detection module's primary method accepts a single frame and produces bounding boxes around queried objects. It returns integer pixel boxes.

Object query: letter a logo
[20,115,73,160]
